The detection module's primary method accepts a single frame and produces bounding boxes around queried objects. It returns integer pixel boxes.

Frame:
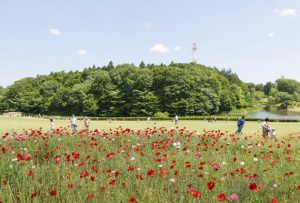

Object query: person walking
[175,115,179,125]
[147,117,151,125]
[235,116,245,136]
[84,117,90,132]
[71,114,77,133]
[50,119,55,131]
[262,118,271,138]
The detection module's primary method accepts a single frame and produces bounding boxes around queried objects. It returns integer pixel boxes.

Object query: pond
[247,110,300,119]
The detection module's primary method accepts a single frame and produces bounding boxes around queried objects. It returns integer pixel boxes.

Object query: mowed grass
[0,116,299,137]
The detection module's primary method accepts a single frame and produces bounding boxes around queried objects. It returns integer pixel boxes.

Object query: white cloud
[77,49,88,55]
[150,44,170,53]
[174,46,181,51]
[273,9,297,17]
[49,28,62,36]
[268,32,275,37]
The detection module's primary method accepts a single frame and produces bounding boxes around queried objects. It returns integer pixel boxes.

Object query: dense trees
[266,78,300,108]
[1,63,299,116]
[0,86,8,112]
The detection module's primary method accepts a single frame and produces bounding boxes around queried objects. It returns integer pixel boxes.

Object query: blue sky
[0,0,300,87]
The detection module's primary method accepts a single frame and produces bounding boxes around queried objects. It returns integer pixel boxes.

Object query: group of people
[262,118,276,139]
[49,114,90,133]
[49,114,276,139]
[235,116,276,140]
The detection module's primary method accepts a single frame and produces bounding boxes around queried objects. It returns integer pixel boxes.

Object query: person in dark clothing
[235,116,245,136]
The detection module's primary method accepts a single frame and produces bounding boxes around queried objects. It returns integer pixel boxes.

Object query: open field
[1,117,300,137]
[0,118,300,202]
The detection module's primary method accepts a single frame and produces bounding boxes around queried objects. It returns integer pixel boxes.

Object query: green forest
[1,62,300,116]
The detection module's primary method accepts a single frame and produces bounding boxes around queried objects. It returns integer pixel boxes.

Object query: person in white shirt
[175,115,179,125]
[50,119,55,131]
[147,117,151,125]
[84,117,90,132]
[270,128,277,140]
[71,114,77,133]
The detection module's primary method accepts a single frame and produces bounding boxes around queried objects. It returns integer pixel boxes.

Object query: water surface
[247,111,300,119]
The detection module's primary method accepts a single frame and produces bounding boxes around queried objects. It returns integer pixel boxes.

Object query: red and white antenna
[191,43,197,64]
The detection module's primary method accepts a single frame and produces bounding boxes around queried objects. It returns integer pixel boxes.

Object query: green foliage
[153,112,169,118]
[1,63,265,116]
[276,78,300,94]
[263,82,275,96]
[263,79,300,109]
[0,86,8,112]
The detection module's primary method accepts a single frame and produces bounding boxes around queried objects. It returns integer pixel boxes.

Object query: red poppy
[53,156,61,164]
[106,153,114,159]
[207,181,215,190]
[17,153,31,161]
[50,189,57,196]
[213,163,221,170]
[113,171,120,177]
[147,169,155,176]
[217,193,227,202]
[188,189,201,199]
[248,173,258,179]
[27,170,33,177]
[271,198,278,203]
[73,153,80,160]
[90,176,95,181]
[162,168,168,174]
[128,166,135,171]
[31,192,38,198]
[109,179,116,186]
[129,197,136,202]
[136,174,144,180]
[80,171,89,178]
[91,165,97,172]
[297,185,300,191]
[87,194,95,199]
[2,179,7,186]
[249,183,258,191]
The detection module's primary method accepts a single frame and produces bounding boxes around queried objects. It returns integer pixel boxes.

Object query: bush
[153,112,169,118]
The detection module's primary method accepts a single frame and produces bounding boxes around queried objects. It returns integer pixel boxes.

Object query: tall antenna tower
[191,43,197,64]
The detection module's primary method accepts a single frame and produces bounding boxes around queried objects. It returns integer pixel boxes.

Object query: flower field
[1,126,300,202]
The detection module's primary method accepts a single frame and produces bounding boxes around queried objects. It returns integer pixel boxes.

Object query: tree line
[0,62,299,116]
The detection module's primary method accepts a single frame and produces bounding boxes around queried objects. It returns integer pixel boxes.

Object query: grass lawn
[0,116,299,137]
